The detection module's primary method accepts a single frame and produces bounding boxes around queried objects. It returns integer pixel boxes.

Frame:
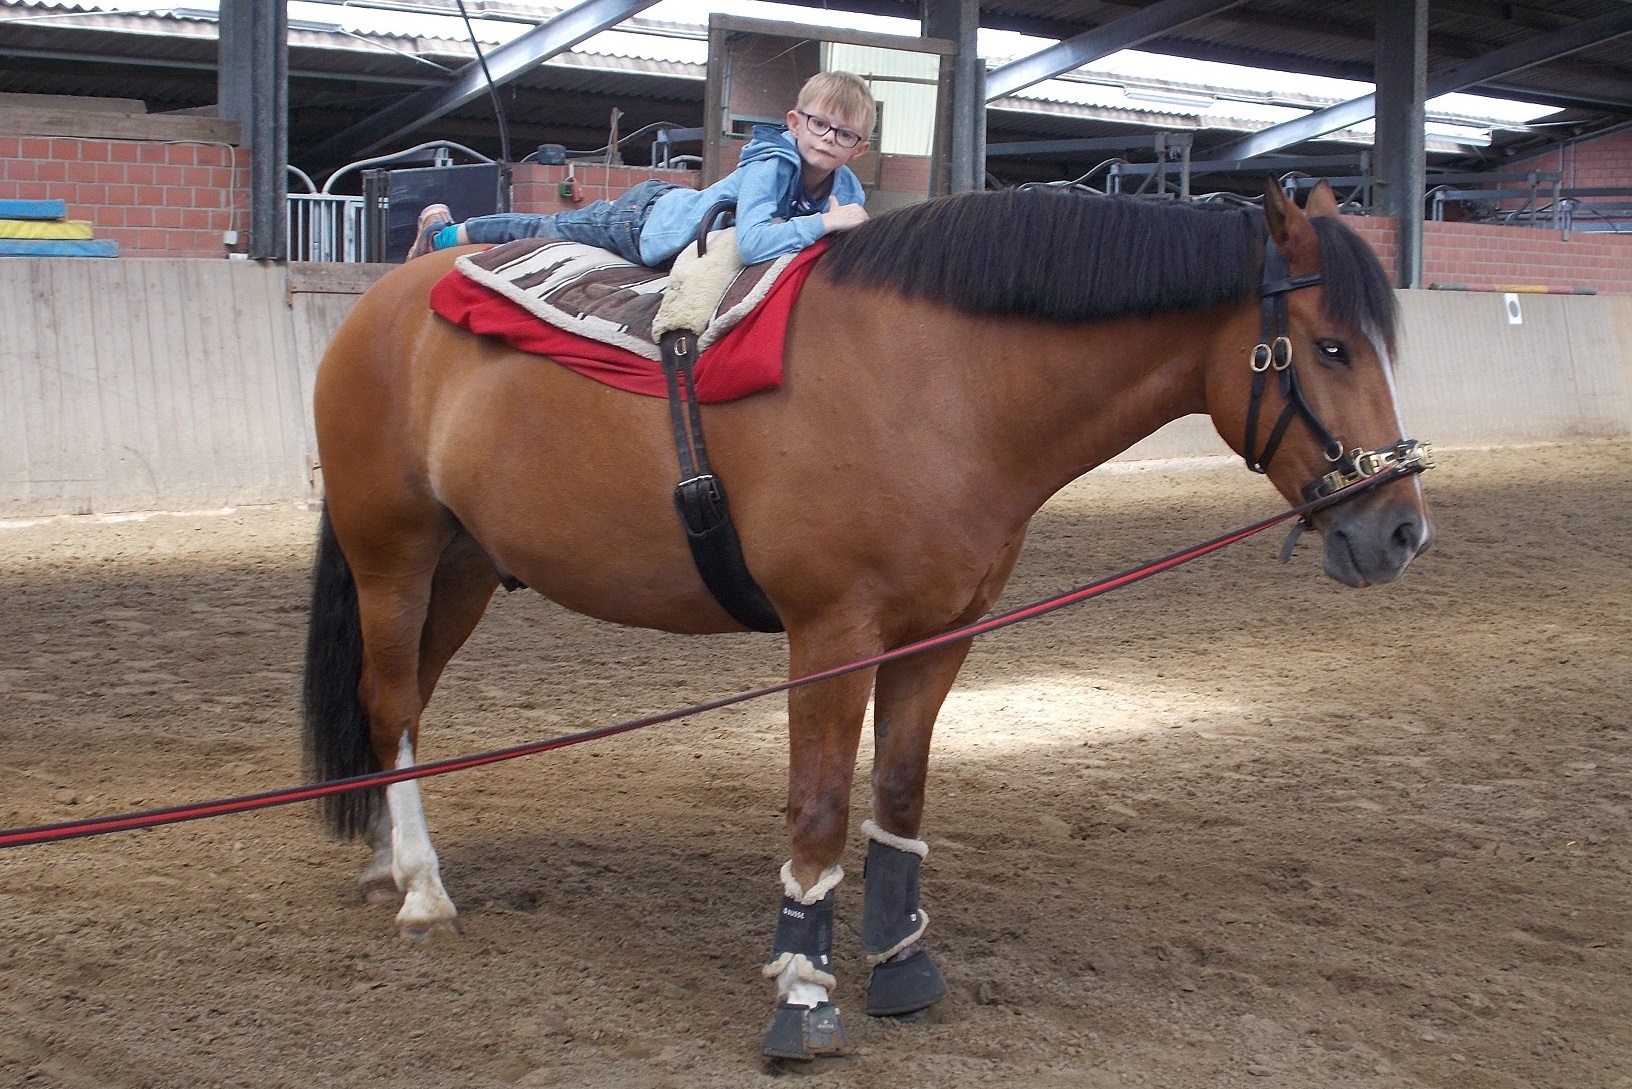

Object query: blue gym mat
[0,198,70,221]
[0,238,120,257]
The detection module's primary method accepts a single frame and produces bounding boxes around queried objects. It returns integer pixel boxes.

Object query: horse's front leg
[861,638,974,1019]
[760,635,875,1061]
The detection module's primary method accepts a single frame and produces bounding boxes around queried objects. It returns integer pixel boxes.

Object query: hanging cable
[455,0,511,166]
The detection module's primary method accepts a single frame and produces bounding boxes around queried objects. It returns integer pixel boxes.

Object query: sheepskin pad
[449,229,796,361]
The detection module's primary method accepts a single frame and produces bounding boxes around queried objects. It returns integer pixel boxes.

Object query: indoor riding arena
[4,3,1632,1088]
[3,278,1629,1089]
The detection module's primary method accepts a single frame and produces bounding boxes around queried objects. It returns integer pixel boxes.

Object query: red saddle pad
[427,242,828,403]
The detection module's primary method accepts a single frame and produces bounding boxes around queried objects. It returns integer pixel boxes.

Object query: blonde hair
[797,71,877,141]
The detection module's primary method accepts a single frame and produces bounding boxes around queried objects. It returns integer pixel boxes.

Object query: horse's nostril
[1391,517,1423,556]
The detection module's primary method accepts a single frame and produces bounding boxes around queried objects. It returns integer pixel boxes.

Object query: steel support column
[246,2,288,260]
[220,0,287,260]
[922,0,984,192]
[217,0,252,135]
[1375,0,1426,288]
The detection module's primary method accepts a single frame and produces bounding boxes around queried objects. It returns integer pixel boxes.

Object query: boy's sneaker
[406,203,453,260]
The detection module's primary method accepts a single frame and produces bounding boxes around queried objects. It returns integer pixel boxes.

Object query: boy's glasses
[797,111,865,149]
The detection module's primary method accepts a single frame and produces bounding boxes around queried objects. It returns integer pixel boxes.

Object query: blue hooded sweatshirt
[638,125,868,267]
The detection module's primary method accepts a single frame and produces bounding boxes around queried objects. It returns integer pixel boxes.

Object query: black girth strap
[658,328,784,633]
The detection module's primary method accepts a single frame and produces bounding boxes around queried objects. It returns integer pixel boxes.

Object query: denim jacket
[638,126,867,266]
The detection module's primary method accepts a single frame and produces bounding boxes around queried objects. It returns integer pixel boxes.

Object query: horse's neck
[789,280,1230,530]
[946,310,1217,496]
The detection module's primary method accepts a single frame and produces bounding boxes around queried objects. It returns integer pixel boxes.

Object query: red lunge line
[0,466,1417,850]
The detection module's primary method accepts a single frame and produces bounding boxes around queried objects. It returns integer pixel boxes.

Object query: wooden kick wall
[1112,291,1632,463]
[1,257,1629,519]
[2,258,306,517]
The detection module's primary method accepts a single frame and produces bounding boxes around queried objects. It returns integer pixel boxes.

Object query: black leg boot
[861,821,949,1018]
[761,864,850,1059]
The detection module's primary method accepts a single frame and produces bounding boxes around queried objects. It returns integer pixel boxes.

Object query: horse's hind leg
[355,531,499,911]
[350,520,497,935]
[416,530,501,700]
[860,639,974,1020]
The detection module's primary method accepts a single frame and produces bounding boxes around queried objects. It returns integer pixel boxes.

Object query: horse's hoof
[361,877,400,905]
[395,883,458,937]
[761,1001,850,1060]
[396,918,459,941]
[866,947,948,1018]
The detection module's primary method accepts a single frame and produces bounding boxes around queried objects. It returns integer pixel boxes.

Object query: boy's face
[786,99,871,175]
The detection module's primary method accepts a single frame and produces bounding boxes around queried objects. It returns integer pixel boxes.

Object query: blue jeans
[461,179,679,265]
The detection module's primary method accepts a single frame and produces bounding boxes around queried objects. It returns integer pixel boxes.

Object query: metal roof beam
[1477,82,1632,115]
[305,0,662,169]
[984,0,1246,101]
[1207,6,1632,161]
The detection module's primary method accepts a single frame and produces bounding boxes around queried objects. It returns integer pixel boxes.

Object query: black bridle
[1245,235,1433,508]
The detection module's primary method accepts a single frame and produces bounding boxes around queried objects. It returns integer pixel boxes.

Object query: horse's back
[312,256,1023,637]
[314,251,743,631]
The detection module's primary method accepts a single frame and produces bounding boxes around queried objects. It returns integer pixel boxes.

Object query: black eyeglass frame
[795,110,865,149]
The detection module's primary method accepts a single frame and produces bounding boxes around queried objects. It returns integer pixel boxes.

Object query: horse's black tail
[302,505,382,839]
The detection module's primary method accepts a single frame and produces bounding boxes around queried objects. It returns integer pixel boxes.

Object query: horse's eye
[1314,339,1349,366]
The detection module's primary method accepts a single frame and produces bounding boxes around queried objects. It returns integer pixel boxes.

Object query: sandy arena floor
[0,441,1627,1089]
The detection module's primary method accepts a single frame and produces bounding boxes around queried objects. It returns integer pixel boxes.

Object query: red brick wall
[0,136,249,258]
[0,144,695,258]
[510,163,699,216]
[1348,216,1632,296]
[1347,218,1398,275]
[1500,127,1632,200]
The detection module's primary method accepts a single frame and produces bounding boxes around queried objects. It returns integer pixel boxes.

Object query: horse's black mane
[822,186,1398,354]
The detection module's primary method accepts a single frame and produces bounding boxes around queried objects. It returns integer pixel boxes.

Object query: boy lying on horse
[407,71,876,267]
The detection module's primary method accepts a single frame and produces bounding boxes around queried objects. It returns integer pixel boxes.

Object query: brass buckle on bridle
[1306,439,1436,501]
[1270,336,1292,370]
[1278,439,1436,563]
[1248,336,1295,374]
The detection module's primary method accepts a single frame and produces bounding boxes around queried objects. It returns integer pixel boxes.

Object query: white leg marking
[388,734,458,934]
[358,807,398,904]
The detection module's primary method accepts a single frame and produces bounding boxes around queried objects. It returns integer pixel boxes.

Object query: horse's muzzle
[1320,486,1434,587]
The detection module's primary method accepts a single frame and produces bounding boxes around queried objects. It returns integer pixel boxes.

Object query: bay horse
[303,180,1432,1058]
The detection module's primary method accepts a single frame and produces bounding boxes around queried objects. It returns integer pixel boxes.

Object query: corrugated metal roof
[2,0,1626,178]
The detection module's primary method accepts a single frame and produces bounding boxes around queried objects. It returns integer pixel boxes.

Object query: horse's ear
[1263,178,1292,240]
[1305,179,1341,218]
[1263,178,1319,267]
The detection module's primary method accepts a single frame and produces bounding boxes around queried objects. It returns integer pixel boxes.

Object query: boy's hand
[820,197,869,233]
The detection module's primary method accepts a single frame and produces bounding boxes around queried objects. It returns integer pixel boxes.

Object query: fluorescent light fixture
[1123,88,1216,110]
